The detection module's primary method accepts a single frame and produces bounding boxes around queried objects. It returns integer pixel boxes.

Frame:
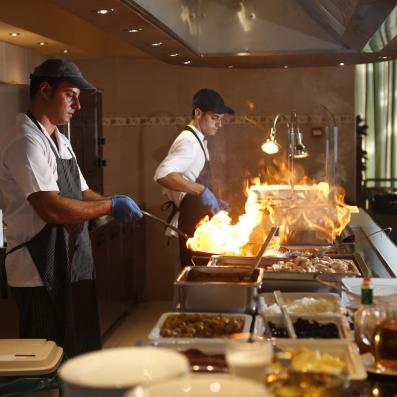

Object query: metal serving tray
[148,312,253,354]
[258,292,342,315]
[174,266,264,313]
[207,253,369,293]
[254,313,352,339]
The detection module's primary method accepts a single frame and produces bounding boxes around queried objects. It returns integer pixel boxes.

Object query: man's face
[196,109,225,136]
[43,80,81,125]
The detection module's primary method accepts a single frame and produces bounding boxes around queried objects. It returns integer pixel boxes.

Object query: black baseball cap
[193,88,234,115]
[30,59,96,92]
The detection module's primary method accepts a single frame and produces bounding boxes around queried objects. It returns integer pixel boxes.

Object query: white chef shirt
[154,125,209,234]
[0,113,88,287]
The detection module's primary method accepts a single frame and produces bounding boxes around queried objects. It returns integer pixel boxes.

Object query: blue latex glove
[111,195,143,222]
[218,199,231,212]
[199,187,220,214]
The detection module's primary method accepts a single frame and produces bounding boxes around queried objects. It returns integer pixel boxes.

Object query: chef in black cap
[154,88,234,267]
[0,59,143,358]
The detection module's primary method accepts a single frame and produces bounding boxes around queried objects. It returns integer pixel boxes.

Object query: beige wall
[76,58,356,301]
[0,43,356,301]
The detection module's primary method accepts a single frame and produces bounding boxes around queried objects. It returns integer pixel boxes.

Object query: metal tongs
[250,226,279,271]
[314,275,361,299]
[142,210,189,240]
[273,290,297,338]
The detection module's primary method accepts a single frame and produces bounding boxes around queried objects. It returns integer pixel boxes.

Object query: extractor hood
[46,0,397,68]
[121,0,397,67]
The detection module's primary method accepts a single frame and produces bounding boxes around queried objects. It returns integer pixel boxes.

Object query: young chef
[0,59,143,358]
[154,88,234,267]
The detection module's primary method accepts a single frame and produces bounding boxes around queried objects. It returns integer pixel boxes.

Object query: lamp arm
[273,113,290,131]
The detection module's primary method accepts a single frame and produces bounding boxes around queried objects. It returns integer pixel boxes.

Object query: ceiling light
[169,53,179,57]
[9,32,20,37]
[183,60,191,65]
[94,8,114,15]
[339,62,345,66]
[236,52,249,56]
[63,49,69,54]
[283,65,288,69]
[227,65,234,69]
[151,42,163,46]
[379,56,390,60]
[125,28,142,33]
[39,42,46,46]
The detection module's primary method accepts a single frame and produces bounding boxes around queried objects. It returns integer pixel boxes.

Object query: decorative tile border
[102,114,355,127]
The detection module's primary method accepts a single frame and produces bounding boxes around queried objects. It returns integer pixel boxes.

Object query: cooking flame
[187,158,357,256]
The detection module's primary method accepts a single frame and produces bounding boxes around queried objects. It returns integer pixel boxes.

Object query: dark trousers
[11,282,101,358]
[11,287,63,343]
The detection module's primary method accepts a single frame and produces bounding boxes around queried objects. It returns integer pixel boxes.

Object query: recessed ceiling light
[94,8,114,15]
[125,28,142,33]
[151,42,163,47]
[227,65,234,69]
[183,60,191,65]
[9,32,20,37]
[169,53,179,57]
[39,42,46,46]
[236,52,249,56]
[283,65,288,69]
[379,56,390,60]
[63,49,69,54]
[339,62,345,66]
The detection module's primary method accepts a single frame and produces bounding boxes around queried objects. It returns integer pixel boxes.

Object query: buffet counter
[350,209,397,277]
[144,208,397,396]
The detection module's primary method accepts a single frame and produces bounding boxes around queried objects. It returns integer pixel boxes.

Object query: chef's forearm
[82,188,111,201]
[28,191,112,224]
[157,172,205,195]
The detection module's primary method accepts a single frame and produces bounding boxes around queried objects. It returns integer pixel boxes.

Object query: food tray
[258,292,342,315]
[174,266,264,313]
[273,339,367,380]
[148,312,253,354]
[254,313,352,339]
[208,253,369,293]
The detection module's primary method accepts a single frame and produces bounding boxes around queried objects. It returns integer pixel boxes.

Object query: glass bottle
[354,277,386,353]
[372,301,397,370]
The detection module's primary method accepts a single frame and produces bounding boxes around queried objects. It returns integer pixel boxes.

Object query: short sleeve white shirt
[154,125,209,206]
[153,125,208,234]
[0,113,88,287]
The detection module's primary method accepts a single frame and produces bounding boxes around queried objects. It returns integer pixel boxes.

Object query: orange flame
[187,158,357,256]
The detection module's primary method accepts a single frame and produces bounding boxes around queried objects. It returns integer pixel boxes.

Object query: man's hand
[218,199,230,212]
[111,195,143,222]
[199,188,221,214]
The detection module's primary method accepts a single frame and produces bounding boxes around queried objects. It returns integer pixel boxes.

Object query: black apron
[178,126,213,267]
[7,113,101,358]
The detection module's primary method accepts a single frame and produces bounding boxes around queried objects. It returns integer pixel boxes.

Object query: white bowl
[126,374,271,397]
[58,347,189,397]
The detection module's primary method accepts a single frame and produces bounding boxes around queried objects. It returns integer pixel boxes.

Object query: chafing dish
[207,253,369,293]
[174,266,264,313]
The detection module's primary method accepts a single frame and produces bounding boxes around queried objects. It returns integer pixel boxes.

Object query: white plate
[254,313,352,339]
[148,312,253,354]
[259,292,342,315]
[274,339,367,380]
[58,347,189,389]
[126,374,271,397]
[361,352,397,376]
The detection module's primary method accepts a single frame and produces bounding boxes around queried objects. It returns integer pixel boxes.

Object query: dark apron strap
[184,125,209,160]
[5,241,28,257]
